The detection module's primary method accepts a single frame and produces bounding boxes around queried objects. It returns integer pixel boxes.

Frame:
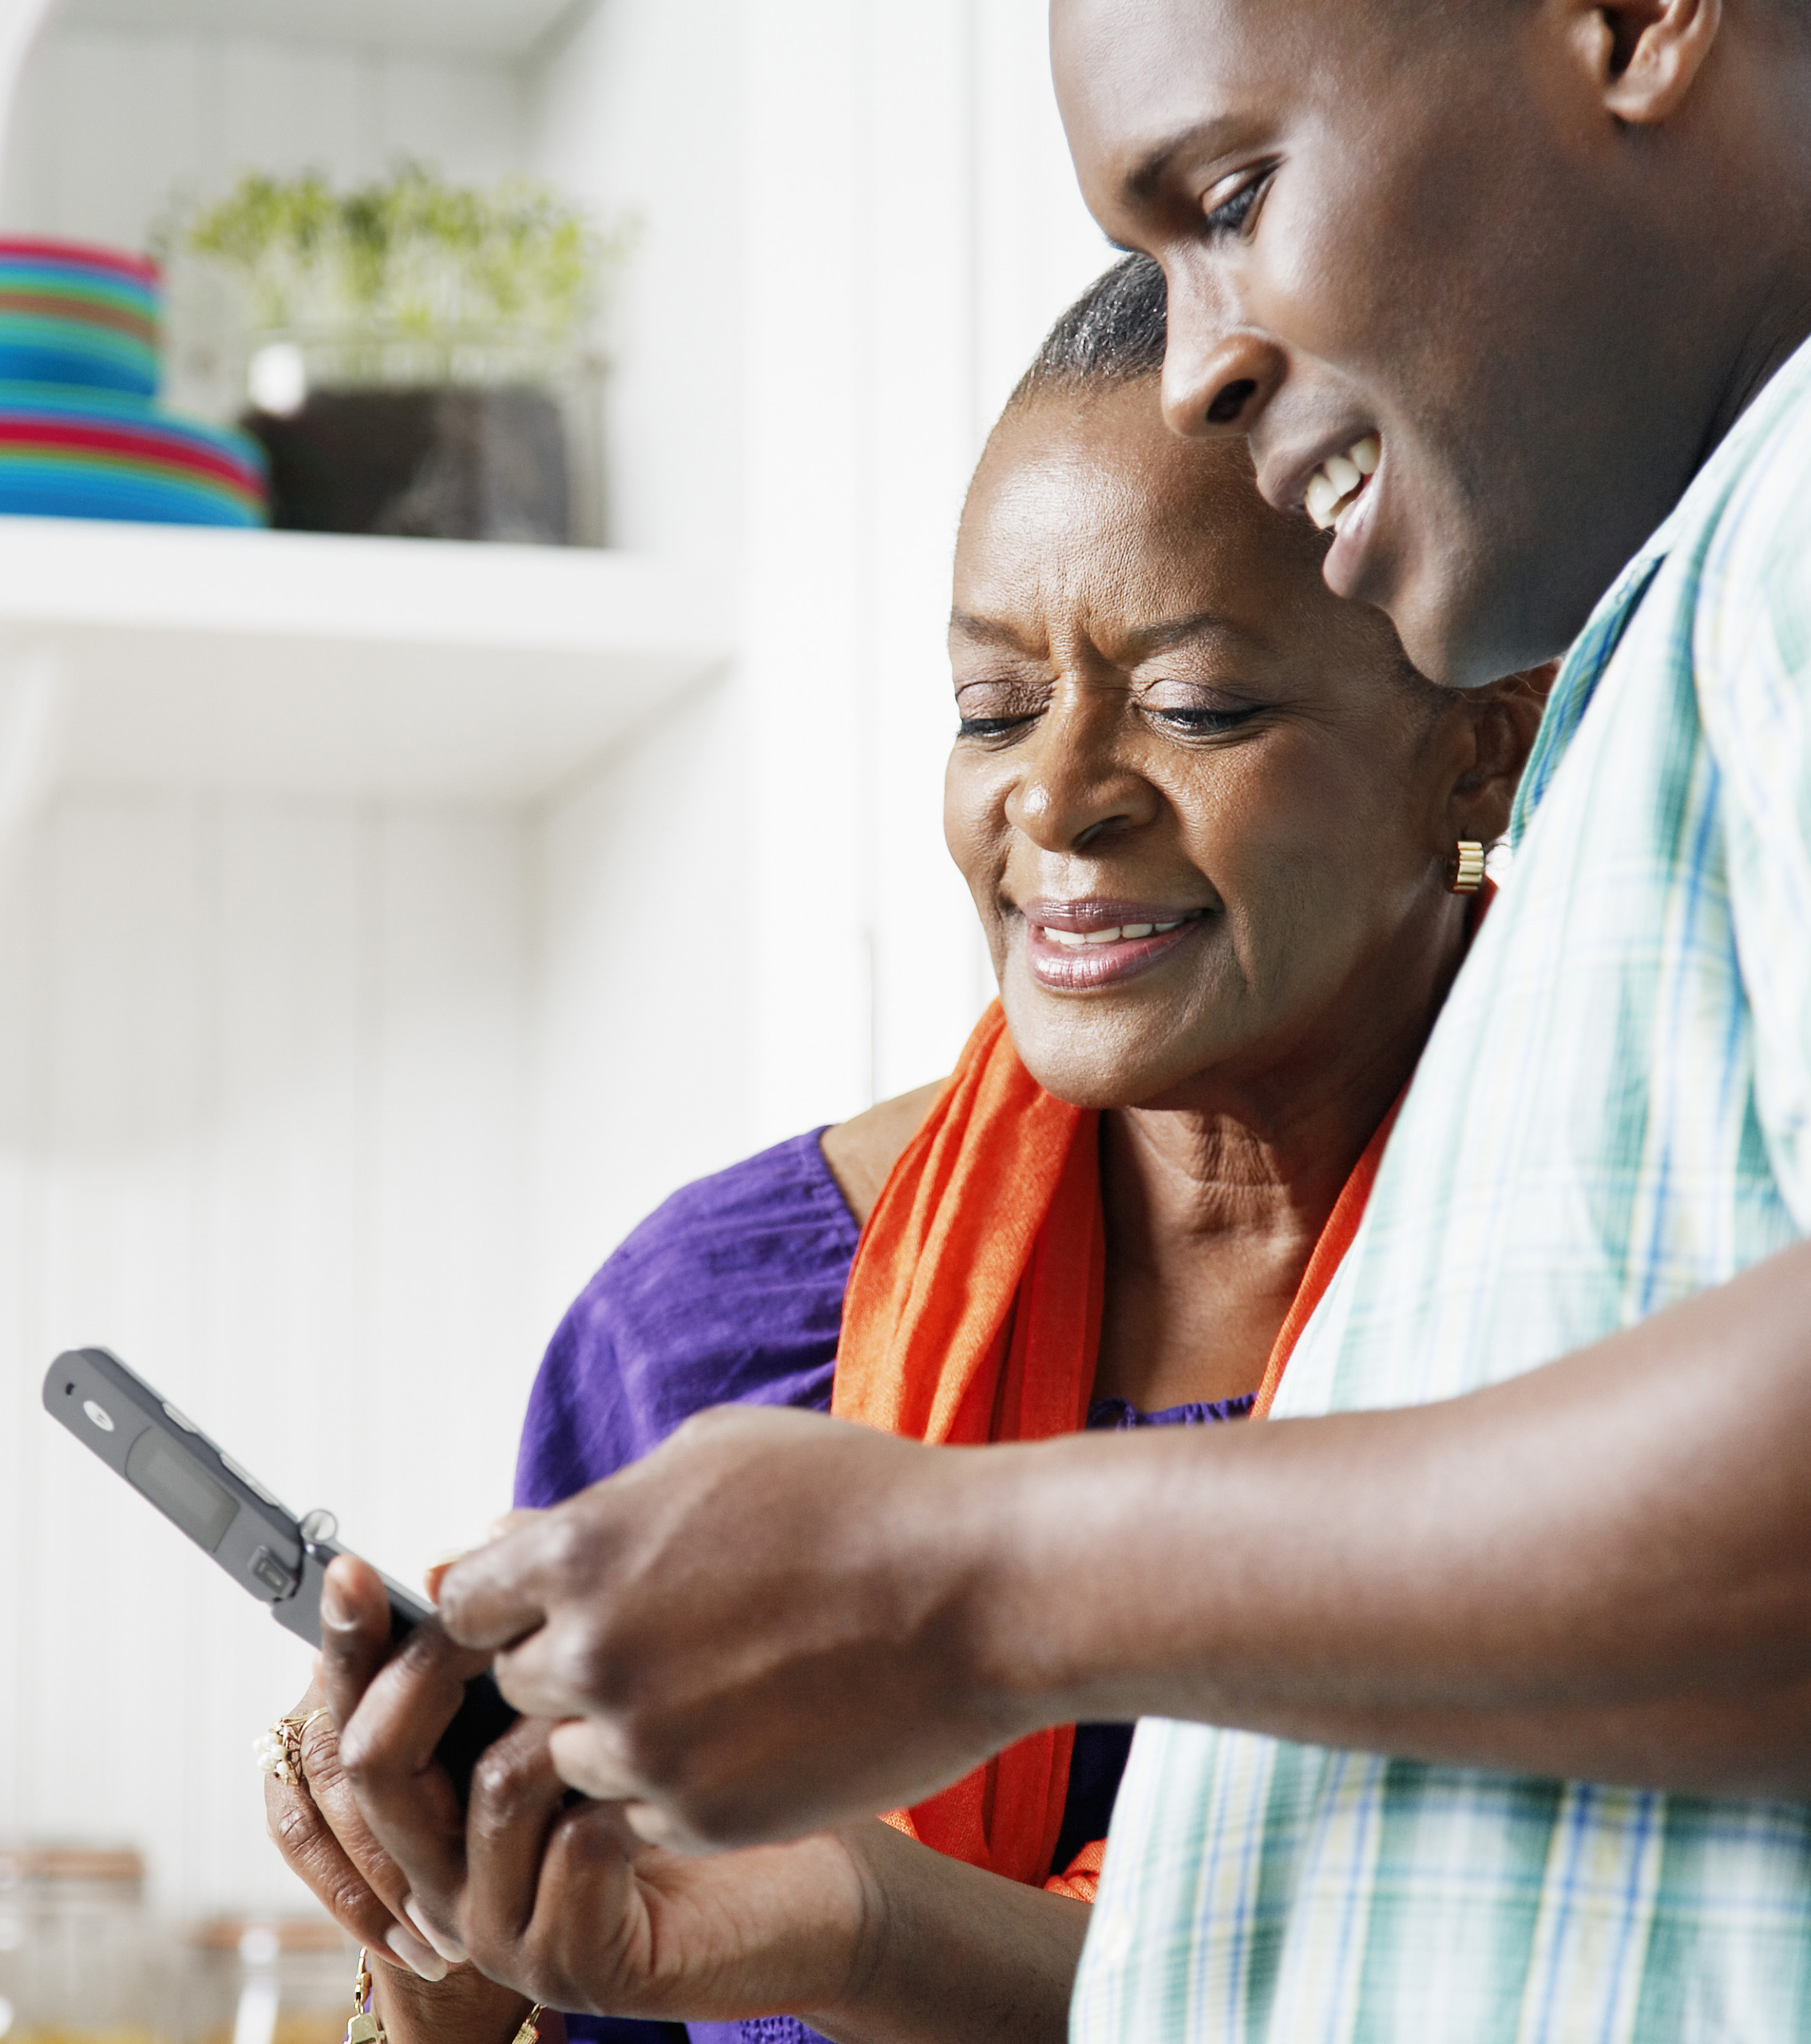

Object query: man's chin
[1370,558,1569,691]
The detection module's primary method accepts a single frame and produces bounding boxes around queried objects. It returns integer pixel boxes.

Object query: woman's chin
[1002,990,1215,1113]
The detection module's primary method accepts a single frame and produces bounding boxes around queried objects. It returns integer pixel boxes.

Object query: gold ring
[253,1706,331,1786]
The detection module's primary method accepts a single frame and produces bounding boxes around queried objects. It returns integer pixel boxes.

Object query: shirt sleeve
[513,1131,857,1509]
[1696,387,1811,1233]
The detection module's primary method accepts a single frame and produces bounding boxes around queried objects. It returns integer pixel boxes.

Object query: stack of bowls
[0,236,267,526]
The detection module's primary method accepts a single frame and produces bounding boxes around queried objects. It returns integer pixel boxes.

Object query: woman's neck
[1091,930,1463,1412]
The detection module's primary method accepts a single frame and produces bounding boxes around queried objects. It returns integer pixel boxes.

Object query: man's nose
[1159,270,1285,440]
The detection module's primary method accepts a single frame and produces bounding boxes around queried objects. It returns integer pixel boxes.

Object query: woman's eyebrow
[1122,610,1253,658]
[949,610,1041,653]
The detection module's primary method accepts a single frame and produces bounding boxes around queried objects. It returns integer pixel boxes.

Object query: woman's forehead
[956,389,1310,616]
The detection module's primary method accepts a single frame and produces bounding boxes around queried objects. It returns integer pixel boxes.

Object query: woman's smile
[1021,897,1210,992]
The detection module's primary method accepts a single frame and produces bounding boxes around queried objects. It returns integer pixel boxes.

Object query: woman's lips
[1020,900,1209,992]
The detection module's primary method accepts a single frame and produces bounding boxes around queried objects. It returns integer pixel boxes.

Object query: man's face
[1052,0,1708,683]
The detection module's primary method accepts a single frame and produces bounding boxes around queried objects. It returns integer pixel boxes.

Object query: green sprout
[162,161,632,384]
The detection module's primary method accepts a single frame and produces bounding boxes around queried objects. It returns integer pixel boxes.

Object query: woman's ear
[1450,662,1559,848]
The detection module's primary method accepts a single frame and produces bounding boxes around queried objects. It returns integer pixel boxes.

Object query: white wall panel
[526,676,752,1341]
[525,0,743,563]
[0,794,537,1917]
[0,22,525,252]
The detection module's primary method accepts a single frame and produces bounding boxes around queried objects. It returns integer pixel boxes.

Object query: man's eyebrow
[1126,120,1238,204]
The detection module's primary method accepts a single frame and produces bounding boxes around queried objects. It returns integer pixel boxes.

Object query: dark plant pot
[244,385,571,543]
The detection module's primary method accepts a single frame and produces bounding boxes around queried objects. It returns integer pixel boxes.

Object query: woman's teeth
[1041,918,1188,949]
[1305,434,1380,533]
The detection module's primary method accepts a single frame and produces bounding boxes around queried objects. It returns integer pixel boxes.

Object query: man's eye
[1203,169,1270,238]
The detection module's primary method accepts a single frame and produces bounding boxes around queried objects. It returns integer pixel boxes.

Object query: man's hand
[438,1239,1811,1848]
[319,1552,876,2026]
[435,1406,1040,1849]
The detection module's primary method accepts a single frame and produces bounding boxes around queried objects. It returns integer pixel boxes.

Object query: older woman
[266,257,1545,2044]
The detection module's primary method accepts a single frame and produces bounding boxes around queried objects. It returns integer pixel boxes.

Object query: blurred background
[0,0,1115,2017]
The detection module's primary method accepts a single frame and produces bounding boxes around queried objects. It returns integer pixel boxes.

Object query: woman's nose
[1004,703,1158,853]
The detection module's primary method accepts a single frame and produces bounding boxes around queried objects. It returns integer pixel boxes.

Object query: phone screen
[125,1427,239,1550]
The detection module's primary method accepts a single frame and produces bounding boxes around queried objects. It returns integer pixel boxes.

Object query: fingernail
[319,1573,352,1629]
[385,1924,447,1983]
[405,1897,469,1965]
[623,1802,676,1848]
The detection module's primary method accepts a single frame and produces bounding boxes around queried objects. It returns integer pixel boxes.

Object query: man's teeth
[1041,918,1188,949]
[1305,434,1381,533]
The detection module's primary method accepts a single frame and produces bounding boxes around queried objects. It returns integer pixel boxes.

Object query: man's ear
[1452,664,1559,847]
[1558,0,1723,123]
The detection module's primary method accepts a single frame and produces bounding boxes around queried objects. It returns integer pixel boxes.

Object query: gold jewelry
[253,1707,331,1787]
[1448,839,1486,894]
[346,1949,387,2044]
[511,2008,545,2044]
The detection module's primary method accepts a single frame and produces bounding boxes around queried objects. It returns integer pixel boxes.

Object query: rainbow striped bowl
[0,385,267,527]
[0,237,160,398]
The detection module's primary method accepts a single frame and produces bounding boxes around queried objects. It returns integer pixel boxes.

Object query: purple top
[515,1130,1252,2044]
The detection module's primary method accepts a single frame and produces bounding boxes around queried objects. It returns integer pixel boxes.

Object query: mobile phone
[43,1345,517,1799]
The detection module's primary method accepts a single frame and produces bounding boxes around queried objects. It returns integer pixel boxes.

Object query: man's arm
[438,1236,1811,1848]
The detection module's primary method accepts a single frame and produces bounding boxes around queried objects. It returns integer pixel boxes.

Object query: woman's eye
[1145,700,1262,737]
[1203,168,1270,239]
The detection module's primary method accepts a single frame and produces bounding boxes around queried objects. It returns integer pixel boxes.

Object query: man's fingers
[424,1512,544,1607]
[545,1717,648,1803]
[435,1515,559,1654]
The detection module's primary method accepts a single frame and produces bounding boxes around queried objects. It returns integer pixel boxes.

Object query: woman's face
[945,378,1508,1112]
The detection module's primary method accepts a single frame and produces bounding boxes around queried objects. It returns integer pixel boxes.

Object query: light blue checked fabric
[1071,330,1811,2044]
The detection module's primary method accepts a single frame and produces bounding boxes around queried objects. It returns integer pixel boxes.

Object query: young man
[323,2,1811,2035]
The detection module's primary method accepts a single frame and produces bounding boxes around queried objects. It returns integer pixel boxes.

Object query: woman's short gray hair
[1010,253,1167,405]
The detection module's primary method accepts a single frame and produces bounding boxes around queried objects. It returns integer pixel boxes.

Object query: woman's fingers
[260,1682,446,1981]
[326,1562,496,1943]
[317,1556,399,1727]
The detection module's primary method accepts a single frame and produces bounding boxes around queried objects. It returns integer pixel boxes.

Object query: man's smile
[1304,434,1379,534]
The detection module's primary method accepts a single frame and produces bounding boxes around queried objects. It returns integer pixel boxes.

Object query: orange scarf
[830,999,1408,1892]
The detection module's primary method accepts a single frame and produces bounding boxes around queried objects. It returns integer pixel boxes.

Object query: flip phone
[43,1345,517,1798]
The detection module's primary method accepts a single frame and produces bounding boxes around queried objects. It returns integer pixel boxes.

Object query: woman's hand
[262,1674,545,2044]
[319,1551,875,2026]
[263,1672,450,1976]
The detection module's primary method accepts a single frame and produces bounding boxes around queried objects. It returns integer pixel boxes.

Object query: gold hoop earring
[1448,840,1485,894]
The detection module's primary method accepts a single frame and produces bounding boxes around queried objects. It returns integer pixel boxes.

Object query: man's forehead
[1051,0,1294,184]
[1052,0,1423,162]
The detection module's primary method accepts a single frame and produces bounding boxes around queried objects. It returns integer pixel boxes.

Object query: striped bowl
[0,384,268,527]
[0,236,161,398]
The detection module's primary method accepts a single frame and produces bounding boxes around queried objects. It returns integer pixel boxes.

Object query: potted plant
[161,161,630,544]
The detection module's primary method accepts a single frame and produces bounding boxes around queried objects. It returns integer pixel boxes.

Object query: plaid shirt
[1072,332,1811,2044]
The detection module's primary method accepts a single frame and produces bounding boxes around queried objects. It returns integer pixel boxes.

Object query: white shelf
[0,517,735,806]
